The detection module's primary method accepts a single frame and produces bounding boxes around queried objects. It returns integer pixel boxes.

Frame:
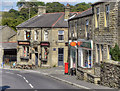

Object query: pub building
[17,5,81,67]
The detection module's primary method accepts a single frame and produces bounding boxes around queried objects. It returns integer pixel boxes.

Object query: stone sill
[57,40,65,43]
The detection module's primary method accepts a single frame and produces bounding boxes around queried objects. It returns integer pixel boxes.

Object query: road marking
[25,79,29,83]
[29,83,34,88]
[23,77,26,80]
[17,74,22,77]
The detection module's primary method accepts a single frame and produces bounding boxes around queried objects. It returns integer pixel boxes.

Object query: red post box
[64,63,68,74]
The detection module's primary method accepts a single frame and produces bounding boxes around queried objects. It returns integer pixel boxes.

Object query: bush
[110,44,120,61]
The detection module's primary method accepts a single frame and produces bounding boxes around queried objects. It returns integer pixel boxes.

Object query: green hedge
[110,44,120,62]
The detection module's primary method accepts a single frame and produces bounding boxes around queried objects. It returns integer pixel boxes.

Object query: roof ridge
[52,13,64,27]
[44,12,64,14]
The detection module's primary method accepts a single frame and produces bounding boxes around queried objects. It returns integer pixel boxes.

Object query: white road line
[25,79,29,83]
[29,83,34,88]
[23,77,26,80]
[17,74,22,77]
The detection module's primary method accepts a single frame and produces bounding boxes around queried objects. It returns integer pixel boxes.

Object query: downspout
[41,28,42,66]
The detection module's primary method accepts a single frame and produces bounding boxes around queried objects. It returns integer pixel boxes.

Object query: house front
[0,25,17,66]
[17,5,80,67]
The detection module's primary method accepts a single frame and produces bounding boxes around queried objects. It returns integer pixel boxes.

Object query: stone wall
[100,60,120,89]
[76,68,100,84]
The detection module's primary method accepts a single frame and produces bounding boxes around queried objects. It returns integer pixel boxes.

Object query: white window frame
[58,30,64,41]
[24,31,27,40]
[44,31,48,41]
[34,31,38,41]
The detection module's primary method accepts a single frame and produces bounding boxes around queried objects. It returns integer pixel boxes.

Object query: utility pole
[29,6,30,19]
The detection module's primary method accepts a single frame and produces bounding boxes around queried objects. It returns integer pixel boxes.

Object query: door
[35,53,38,66]
[58,48,64,66]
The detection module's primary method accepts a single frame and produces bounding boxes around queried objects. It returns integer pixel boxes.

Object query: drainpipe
[40,28,42,66]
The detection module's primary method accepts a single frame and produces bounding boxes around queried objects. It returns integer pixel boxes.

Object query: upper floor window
[44,31,48,41]
[105,4,110,27]
[24,31,31,40]
[58,30,64,40]
[85,19,89,37]
[34,31,38,41]
[96,7,100,28]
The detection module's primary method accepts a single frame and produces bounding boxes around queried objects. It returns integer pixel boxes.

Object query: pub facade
[17,5,80,67]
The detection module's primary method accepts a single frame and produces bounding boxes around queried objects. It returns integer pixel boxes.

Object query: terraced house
[68,8,93,70]
[68,0,120,84]
[17,5,81,67]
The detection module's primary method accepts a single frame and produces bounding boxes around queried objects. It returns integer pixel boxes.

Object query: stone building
[68,0,120,84]
[0,25,17,66]
[68,8,93,70]
[17,5,80,67]
[92,1,120,65]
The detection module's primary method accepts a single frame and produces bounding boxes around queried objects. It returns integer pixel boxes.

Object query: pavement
[1,65,115,90]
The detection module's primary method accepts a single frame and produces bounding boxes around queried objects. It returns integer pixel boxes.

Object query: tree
[46,2,64,13]
[110,44,120,61]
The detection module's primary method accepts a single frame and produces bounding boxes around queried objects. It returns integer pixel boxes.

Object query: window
[44,31,48,41]
[24,31,31,40]
[23,46,29,57]
[34,31,38,40]
[96,7,99,28]
[75,21,77,37]
[101,45,104,61]
[58,30,64,41]
[85,19,89,37]
[26,47,29,57]
[105,5,109,27]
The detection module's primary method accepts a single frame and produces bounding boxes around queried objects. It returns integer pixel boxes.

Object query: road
[0,69,86,90]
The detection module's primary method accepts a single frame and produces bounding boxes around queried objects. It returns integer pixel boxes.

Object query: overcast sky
[0,0,98,11]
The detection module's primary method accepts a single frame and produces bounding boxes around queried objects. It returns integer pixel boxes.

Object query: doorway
[58,48,64,66]
[35,53,38,66]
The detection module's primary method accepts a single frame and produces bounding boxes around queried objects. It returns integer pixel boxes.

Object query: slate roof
[17,12,81,28]
[17,13,68,28]
[0,42,17,49]
[92,0,118,6]
[69,8,93,21]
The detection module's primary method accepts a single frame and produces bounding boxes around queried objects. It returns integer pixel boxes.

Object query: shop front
[69,41,77,69]
[77,39,93,68]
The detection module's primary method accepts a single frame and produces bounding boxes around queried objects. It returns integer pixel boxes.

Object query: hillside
[1,1,92,31]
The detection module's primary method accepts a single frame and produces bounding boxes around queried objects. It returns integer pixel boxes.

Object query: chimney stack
[38,6,46,15]
[64,3,70,20]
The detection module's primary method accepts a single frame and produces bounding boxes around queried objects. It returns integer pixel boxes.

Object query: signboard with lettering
[77,40,93,50]
[18,41,30,46]
[40,42,50,47]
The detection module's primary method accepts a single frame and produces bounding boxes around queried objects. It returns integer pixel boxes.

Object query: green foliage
[2,1,92,31]
[110,44,120,61]
[71,2,91,12]
[46,2,64,13]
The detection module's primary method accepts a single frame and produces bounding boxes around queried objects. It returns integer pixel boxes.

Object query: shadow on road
[0,86,10,91]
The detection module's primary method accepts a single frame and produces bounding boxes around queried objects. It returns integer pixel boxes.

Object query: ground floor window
[23,46,29,57]
[78,48,92,68]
